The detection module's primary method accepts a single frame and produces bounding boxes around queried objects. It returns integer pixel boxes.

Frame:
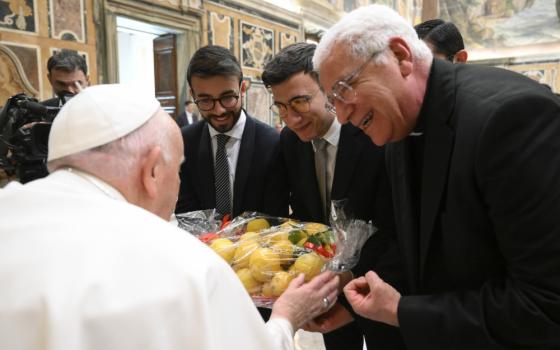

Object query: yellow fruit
[239,231,260,241]
[272,240,294,262]
[232,239,259,269]
[280,220,299,228]
[249,247,282,282]
[270,271,294,297]
[246,218,270,233]
[304,223,329,235]
[268,230,290,244]
[236,268,261,294]
[209,238,235,264]
[291,252,324,282]
[262,282,274,297]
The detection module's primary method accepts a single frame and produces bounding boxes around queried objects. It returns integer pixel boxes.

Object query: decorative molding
[0,0,39,35]
[0,43,40,101]
[49,0,86,43]
[240,20,274,71]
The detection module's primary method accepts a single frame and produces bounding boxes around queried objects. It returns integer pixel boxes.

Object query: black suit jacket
[176,112,288,218]
[281,123,406,349]
[175,111,198,129]
[389,59,560,349]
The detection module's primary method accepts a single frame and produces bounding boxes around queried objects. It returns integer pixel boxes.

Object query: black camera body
[0,93,62,183]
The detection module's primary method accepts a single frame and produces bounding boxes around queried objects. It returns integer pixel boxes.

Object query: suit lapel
[386,141,420,292]
[418,60,456,280]
[198,123,215,208]
[233,114,255,216]
[331,124,363,205]
[299,141,324,221]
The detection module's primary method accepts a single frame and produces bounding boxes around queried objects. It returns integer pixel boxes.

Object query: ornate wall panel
[500,60,560,92]
[279,32,297,49]
[0,0,38,33]
[245,81,271,124]
[203,1,302,125]
[208,11,233,50]
[49,0,85,42]
[4,43,40,93]
[0,44,39,103]
[240,21,273,71]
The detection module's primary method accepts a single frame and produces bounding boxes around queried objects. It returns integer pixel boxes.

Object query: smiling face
[190,75,245,133]
[318,40,420,146]
[270,72,333,142]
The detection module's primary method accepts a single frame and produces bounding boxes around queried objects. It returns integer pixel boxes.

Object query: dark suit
[281,123,406,350]
[176,111,288,218]
[388,59,560,349]
[175,111,198,129]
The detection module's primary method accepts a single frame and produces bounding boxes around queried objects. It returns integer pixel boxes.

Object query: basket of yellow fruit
[176,208,376,307]
[201,214,338,307]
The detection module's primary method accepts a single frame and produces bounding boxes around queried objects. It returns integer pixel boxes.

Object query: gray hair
[48,109,175,177]
[313,4,432,70]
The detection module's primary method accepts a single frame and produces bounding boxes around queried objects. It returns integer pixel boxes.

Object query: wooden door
[153,34,178,117]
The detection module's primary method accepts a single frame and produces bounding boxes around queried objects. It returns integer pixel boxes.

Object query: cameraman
[21,50,89,182]
[43,49,90,107]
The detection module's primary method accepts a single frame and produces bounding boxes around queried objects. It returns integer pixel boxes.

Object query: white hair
[47,110,175,177]
[313,4,432,70]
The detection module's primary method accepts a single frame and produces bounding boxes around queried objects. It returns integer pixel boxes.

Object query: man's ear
[454,50,468,63]
[85,75,91,87]
[189,88,195,99]
[140,146,162,199]
[240,79,248,98]
[388,37,413,77]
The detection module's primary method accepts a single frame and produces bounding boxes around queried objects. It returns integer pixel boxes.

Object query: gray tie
[313,138,330,221]
[214,134,231,215]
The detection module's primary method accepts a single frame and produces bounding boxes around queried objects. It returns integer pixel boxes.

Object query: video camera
[0,93,71,183]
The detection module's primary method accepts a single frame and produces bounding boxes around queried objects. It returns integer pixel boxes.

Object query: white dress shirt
[208,110,246,209]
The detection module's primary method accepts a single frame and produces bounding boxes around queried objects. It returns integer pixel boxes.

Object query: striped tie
[214,134,231,215]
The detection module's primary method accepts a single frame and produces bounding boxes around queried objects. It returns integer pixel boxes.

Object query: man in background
[43,49,90,107]
[175,45,287,219]
[175,100,199,128]
[0,84,340,350]
[262,42,405,350]
[414,19,468,63]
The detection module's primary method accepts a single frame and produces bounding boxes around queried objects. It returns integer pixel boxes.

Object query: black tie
[214,134,231,215]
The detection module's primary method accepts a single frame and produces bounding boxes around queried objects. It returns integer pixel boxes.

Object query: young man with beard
[262,42,405,350]
[175,45,288,219]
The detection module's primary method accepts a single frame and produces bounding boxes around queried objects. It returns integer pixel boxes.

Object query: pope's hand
[271,271,339,330]
[343,271,401,327]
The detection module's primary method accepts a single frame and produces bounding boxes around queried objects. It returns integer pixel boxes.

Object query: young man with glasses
[314,5,560,349]
[175,45,288,221]
[262,42,405,350]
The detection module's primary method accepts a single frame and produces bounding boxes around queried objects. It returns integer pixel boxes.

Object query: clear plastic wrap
[176,205,376,307]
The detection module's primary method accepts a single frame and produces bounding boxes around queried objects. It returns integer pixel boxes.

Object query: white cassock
[0,169,294,350]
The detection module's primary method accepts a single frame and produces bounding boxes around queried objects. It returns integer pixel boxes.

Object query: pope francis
[0,84,339,349]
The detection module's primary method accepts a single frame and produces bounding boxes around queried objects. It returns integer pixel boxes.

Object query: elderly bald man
[0,84,338,350]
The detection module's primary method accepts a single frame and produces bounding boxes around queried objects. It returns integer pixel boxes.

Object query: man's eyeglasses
[195,94,239,111]
[270,90,320,118]
[326,49,384,106]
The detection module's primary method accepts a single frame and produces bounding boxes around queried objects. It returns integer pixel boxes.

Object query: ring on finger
[322,296,330,308]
